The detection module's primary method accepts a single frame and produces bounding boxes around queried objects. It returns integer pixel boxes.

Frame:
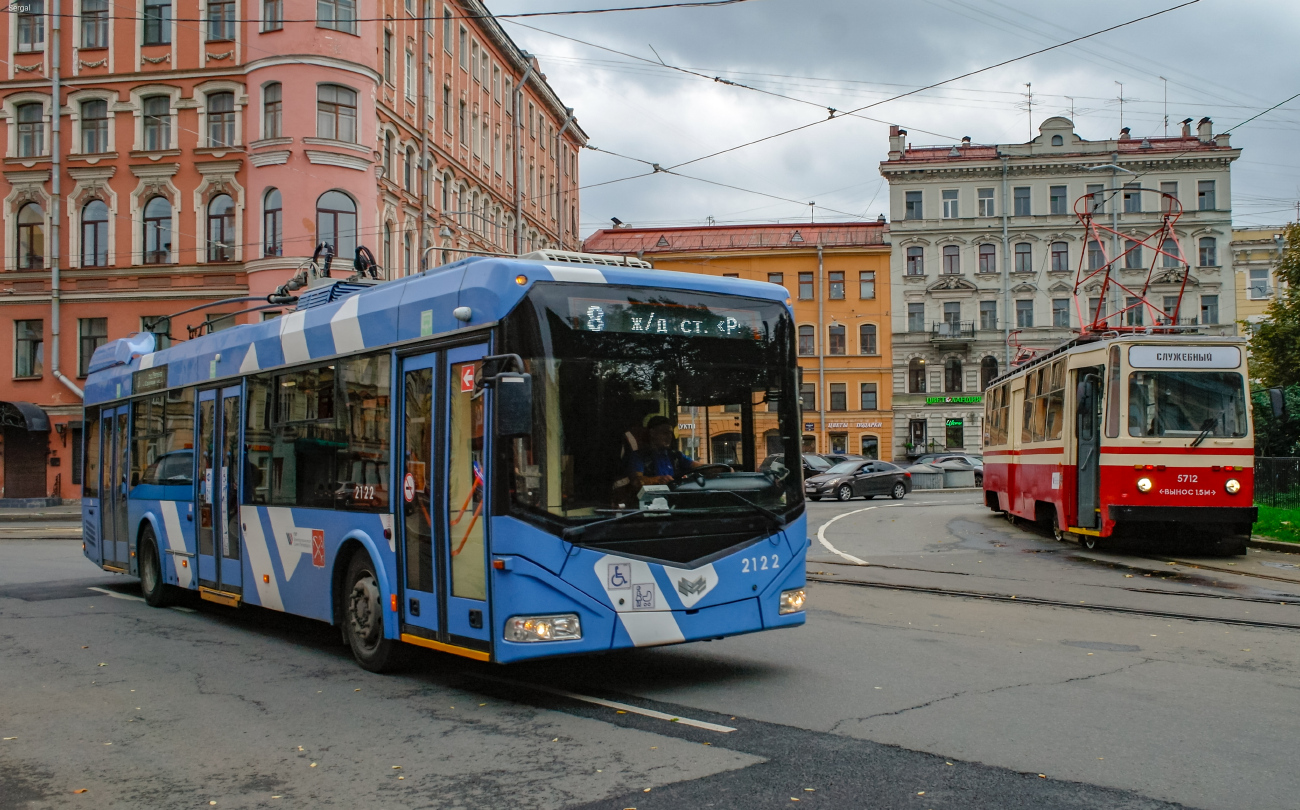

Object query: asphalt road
[3,493,1299,810]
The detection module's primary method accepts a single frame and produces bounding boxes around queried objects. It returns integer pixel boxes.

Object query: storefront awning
[0,401,50,432]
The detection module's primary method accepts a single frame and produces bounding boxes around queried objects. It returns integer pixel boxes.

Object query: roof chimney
[1197,117,1213,143]
[961,136,971,146]
[888,126,907,159]
[1181,118,1193,137]
[876,214,886,224]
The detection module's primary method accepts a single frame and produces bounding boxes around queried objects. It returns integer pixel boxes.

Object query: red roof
[583,222,887,255]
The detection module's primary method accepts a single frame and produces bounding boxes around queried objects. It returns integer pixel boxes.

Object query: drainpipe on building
[419,28,429,270]
[512,56,536,255]
[555,107,575,249]
[817,243,827,454]
[1000,155,1011,368]
[50,0,83,400]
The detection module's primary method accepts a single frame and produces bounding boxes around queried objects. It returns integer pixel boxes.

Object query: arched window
[16,103,44,157]
[263,82,282,139]
[942,244,959,274]
[978,243,996,273]
[316,190,356,258]
[859,323,877,355]
[17,203,45,269]
[944,357,963,392]
[1050,241,1068,272]
[1161,237,1180,268]
[263,188,282,257]
[207,92,235,147]
[828,324,846,355]
[317,84,357,142]
[908,358,926,393]
[81,199,109,267]
[1051,134,1063,146]
[405,148,416,192]
[207,194,235,261]
[1014,242,1032,273]
[143,196,172,264]
[797,325,814,356]
[441,173,451,211]
[383,132,394,179]
[1198,236,1217,267]
[980,356,999,391]
[403,232,412,278]
[905,245,924,275]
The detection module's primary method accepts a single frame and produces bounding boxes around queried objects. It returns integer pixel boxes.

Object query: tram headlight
[1225,479,1241,495]
[1136,477,1153,493]
[779,588,807,615]
[505,614,582,642]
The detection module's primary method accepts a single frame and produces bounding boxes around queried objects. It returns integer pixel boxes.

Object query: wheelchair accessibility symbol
[607,563,631,590]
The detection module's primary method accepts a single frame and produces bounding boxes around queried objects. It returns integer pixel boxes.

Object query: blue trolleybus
[81,255,809,670]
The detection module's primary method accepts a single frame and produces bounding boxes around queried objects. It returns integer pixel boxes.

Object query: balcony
[930,320,975,345]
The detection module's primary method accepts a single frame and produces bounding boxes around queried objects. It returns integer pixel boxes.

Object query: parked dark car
[821,453,865,465]
[805,460,912,501]
[760,452,834,480]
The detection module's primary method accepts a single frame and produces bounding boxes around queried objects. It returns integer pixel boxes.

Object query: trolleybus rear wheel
[344,553,405,673]
[139,526,175,608]
[836,484,854,502]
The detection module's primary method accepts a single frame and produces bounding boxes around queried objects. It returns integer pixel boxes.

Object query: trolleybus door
[1076,371,1102,529]
[398,353,440,636]
[100,405,130,570]
[443,346,491,647]
[196,386,244,594]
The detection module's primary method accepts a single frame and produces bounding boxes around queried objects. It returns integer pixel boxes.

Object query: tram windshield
[1127,371,1248,439]
[502,283,801,560]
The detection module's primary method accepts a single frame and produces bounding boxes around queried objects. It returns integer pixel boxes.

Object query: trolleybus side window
[132,388,195,488]
[1105,346,1121,438]
[84,407,101,498]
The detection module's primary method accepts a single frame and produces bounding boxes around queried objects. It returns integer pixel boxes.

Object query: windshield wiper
[1190,416,1219,448]
[562,507,665,541]
[712,488,787,528]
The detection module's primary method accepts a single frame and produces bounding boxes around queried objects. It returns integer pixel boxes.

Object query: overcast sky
[488,0,1300,238]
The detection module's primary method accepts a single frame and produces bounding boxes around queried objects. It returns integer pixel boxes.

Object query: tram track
[807,573,1300,631]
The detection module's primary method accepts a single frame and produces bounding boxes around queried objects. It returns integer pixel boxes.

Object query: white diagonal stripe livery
[265,507,312,581]
[241,506,283,611]
[279,310,310,364]
[594,554,685,647]
[138,352,157,370]
[547,266,606,284]
[661,562,718,609]
[159,501,192,589]
[239,344,259,373]
[330,295,365,354]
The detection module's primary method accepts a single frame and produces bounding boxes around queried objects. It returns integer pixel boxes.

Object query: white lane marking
[479,675,735,733]
[88,586,144,603]
[815,505,904,565]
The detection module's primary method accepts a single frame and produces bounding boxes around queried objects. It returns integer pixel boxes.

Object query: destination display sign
[1128,345,1240,369]
[132,365,169,393]
[568,298,763,340]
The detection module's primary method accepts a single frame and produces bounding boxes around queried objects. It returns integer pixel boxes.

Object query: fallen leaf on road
[1038,774,1046,778]
[298,747,303,751]
[1124,574,1133,578]
[644,788,652,792]
[3,737,15,741]
[73,789,87,794]
[97,663,106,667]
[398,776,404,780]
[392,766,401,770]
[355,689,361,692]
[81,646,88,649]
[918,791,925,795]
[310,763,317,768]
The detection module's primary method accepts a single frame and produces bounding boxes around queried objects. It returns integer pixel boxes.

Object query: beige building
[1231,227,1288,325]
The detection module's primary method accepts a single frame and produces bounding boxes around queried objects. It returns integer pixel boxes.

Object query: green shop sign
[925,395,982,405]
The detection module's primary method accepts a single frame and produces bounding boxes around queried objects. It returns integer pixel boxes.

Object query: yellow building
[1232,227,1288,325]
[583,223,894,460]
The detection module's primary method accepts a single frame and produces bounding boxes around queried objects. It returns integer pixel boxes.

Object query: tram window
[1020,362,1065,443]
[1105,346,1121,438]
[985,383,1010,446]
[1127,371,1247,438]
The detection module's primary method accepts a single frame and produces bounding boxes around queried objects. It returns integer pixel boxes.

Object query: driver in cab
[627,416,708,489]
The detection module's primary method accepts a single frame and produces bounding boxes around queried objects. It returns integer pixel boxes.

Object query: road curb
[1249,537,1300,554]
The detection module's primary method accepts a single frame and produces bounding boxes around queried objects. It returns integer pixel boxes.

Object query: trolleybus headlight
[1136,477,1153,493]
[779,588,807,615]
[505,614,582,642]
[1225,479,1241,495]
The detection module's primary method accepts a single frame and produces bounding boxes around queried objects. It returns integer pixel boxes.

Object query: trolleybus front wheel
[344,553,406,673]
[139,526,176,608]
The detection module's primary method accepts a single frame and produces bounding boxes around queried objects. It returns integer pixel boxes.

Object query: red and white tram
[982,334,1256,554]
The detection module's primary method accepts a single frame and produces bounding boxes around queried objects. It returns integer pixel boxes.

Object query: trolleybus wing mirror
[1268,387,1287,420]
[494,373,533,438]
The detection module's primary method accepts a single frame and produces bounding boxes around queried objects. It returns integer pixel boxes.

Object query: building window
[405,147,416,192]
[80,99,109,153]
[1248,268,1270,299]
[768,272,784,287]
[208,0,235,40]
[17,203,45,270]
[797,325,815,356]
[859,271,875,299]
[206,195,234,261]
[904,190,922,220]
[317,191,357,258]
[1050,185,1067,215]
[908,358,926,393]
[1201,295,1219,325]
[1050,241,1068,272]
[860,383,877,411]
[82,0,109,48]
[905,246,924,275]
[459,102,467,145]
[404,232,412,277]
[1013,186,1031,216]
[78,318,107,377]
[81,200,109,267]
[1052,298,1069,327]
[1161,237,1180,268]
[977,187,994,217]
[15,320,43,378]
[829,383,847,412]
[383,132,394,179]
[859,323,877,355]
[944,357,963,392]
[1088,239,1104,271]
[1124,239,1143,269]
[263,188,282,257]
[16,103,44,158]
[143,0,171,45]
[263,83,282,139]
[979,300,997,331]
[1016,300,1034,328]
[1087,183,1104,214]
[1160,181,1178,212]
[383,223,392,272]
[1199,236,1218,267]
[459,26,468,68]
[1122,182,1141,213]
[800,383,815,412]
[1014,242,1032,273]
[942,189,958,218]
[317,84,357,142]
[798,272,813,299]
[942,244,959,275]
[980,356,998,390]
[263,0,284,31]
[443,6,452,49]
[828,271,844,300]
[978,243,996,273]
[1088,297,1106,323]
[143,196,172,264]
[946,417,964,449]
[18,0,45,51]
[1051,134,1063,146]
[405,50,415,101]
[1125,297,1144,327]
[1197,180,1216,211]
[861,435,879,459]
[907,303,924,332]
[142,96,171,151]
[942,301,960,332]
[1161,295,1182,325]
[828,324,846,355]
[317,0,357,34]
[207,92,236,147]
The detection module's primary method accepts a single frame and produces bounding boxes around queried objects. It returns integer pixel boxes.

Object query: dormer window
[1051,134,1063,146]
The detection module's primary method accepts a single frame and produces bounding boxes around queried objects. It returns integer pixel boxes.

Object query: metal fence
[1255,457,1300,509]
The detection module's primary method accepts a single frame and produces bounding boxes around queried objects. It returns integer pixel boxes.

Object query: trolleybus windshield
[502,283,800,559]
[1127,370,1248,439]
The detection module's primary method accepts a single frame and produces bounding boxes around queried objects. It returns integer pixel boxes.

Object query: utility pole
[1115,81,1124,133]
[1024,83,1033,139]
[1159,76,1168,136]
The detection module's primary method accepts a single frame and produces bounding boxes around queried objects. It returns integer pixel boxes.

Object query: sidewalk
[0,506,80,523]
[0,505,82,540]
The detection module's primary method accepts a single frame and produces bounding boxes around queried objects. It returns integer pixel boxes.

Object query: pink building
[0,0,586,502]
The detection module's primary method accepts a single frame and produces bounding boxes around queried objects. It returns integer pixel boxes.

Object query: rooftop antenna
[1159,76,1168,136]
[1065,95,1075,121]
[809,201,816,224]
[1024,82,1033,139]
[1115,81,1124,133]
